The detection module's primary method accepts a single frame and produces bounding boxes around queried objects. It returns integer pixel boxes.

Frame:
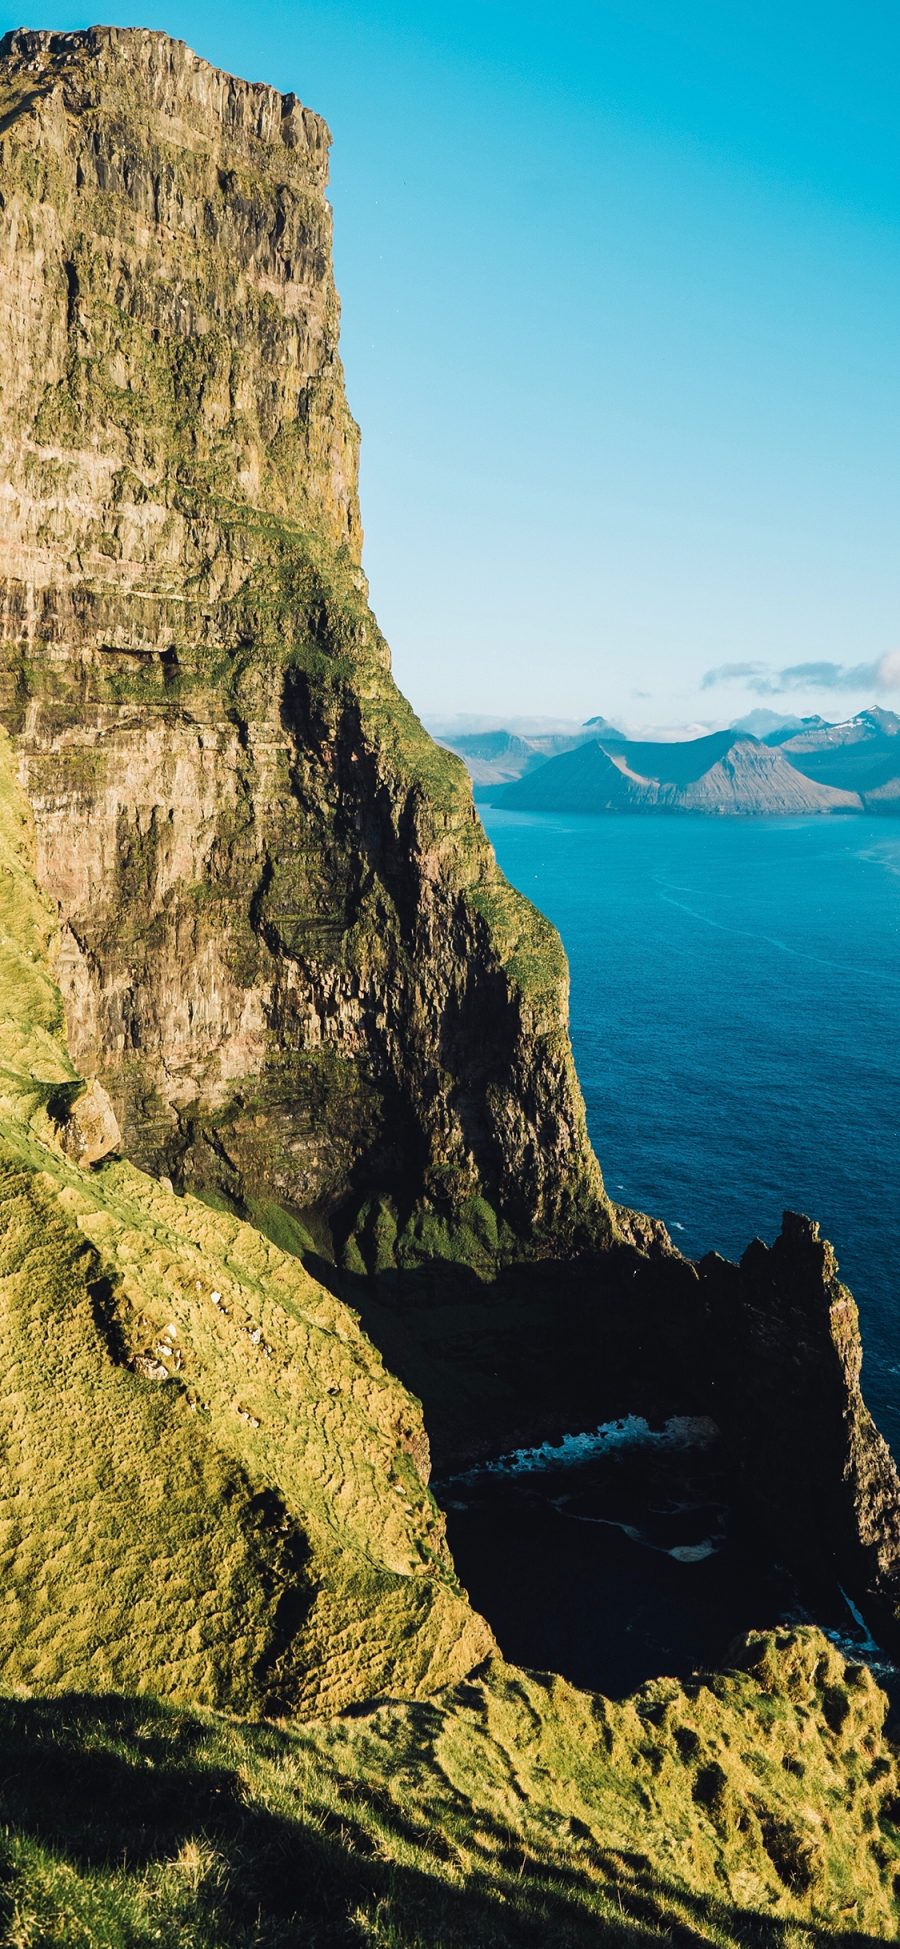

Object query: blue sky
[4,3,899,727]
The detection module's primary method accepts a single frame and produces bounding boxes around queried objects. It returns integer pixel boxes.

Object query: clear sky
[4,3,899,728]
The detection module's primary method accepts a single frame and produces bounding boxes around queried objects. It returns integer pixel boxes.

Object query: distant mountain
[440,718,624,786]
[436,729,557,786]
[776,709,900,806]
[760,715,832,746]
[440,705,900,809]
[731,709,812,739]
[489,731,862,816]
[778,707,900,751]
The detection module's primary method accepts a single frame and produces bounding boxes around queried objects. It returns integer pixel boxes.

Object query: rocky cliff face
[702,1214,900,1651]
[3,23,900,1681]
[0,722,492,1714]
[0,25,607,1264]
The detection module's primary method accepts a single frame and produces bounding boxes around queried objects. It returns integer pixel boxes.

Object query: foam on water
[440,1413,719,1488]
[550,1498,723,1562]
[773,1591,900,1690]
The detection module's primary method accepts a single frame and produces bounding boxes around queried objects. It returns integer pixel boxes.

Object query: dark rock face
[702,1214,900,1651]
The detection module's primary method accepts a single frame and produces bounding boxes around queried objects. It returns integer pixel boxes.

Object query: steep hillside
[0,751,899,1943]
[7,701,899,1710]
[492,731,860,814]
[0,724,491,1714]
[0,25,607,1266]
[1,1629,899,1945]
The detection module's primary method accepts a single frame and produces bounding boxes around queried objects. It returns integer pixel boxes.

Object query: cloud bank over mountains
[702,651,900,696]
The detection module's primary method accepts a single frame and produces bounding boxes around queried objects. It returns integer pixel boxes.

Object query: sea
[438,809,900,1696]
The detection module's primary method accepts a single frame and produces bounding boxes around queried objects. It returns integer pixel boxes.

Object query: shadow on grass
[0,1692,882,1948]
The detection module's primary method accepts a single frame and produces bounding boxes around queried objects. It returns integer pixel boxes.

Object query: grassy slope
[0,728,490,1716]
[0,1631,898,1946]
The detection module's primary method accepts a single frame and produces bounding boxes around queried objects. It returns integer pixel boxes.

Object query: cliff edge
[0,25,608,1269]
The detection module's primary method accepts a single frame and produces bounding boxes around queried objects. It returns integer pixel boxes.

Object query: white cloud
[702,651,900,696]
[875,650,900,690]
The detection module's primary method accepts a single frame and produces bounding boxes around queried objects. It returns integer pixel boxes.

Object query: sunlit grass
[0,1629,897,1945]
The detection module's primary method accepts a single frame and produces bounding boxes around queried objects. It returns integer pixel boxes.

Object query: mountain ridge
[440,709,900,810]
[488,728,863,814]
[775,708,900,807]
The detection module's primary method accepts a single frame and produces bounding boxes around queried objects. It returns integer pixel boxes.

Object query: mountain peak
[0,25,327,153]
[858,705,900,735]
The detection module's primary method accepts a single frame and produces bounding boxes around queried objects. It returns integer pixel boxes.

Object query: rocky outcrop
[0,25,608,1261]
[56,1075,121,1164]
[702,1213,900,1652]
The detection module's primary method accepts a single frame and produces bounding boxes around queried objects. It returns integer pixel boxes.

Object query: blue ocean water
[481,808,900,1456]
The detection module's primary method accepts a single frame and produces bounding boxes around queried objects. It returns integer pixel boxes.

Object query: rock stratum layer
[0,24,607,1266]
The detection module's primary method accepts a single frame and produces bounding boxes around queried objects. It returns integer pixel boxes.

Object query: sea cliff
[0,28,898,1942]
[0,25,606,1268]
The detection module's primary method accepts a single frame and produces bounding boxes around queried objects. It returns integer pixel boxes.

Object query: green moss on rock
[0,23,611,1266]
